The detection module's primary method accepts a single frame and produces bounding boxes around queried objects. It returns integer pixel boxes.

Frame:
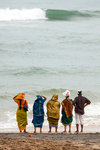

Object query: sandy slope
[0,133,100,150]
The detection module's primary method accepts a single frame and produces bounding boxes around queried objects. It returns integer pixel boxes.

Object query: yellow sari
[14,93,28,131]
[16,108,27,131]
[47,94,60,127]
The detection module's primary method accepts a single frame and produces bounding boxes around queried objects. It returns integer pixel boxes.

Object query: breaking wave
[0,8,46,21]
[46,9,100,20]
[0,8,100,21]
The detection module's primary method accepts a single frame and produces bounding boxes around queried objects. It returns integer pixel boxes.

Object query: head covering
[51,94,58,101]
[36,95,42,99]
[15,93,25,100]
[78,90,82,95]
[63,90,70,97]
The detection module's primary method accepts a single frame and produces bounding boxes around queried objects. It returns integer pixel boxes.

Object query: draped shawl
[61,98,73,118]
[47,94,60,120]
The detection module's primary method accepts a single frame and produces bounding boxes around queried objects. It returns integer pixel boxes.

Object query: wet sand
[0,132,100,150]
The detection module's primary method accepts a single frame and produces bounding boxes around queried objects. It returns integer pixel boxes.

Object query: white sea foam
[1,102,100,130]
[85,103,100,116]
[0,8,46,21]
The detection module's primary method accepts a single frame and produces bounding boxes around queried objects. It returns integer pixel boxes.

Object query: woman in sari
[32,95,47,133]
[61,90,73,133]
[47,94,60,133]
[13,93,28,133]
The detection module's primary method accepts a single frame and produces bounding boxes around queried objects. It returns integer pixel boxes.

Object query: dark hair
[78,91,82,95]
[65,96,69,99]
[19,99,22,109]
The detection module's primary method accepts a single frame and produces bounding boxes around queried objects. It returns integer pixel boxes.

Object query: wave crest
[0,8,46,21]
[46,9,100,20]
[0,8,100,21]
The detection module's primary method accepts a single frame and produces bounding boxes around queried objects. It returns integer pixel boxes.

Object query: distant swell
[46,9,100,20]
[0,8,100,21]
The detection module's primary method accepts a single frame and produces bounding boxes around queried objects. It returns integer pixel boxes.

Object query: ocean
[0,0,100,131]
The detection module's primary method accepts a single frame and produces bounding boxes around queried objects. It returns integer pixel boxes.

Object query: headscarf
[36,95,42,100]
[15,93,25,100]
[47,94,60,119]
[63,90,70,97]
[51,94,58,101]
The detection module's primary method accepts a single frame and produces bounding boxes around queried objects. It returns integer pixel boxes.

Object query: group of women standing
[13,90,73,133]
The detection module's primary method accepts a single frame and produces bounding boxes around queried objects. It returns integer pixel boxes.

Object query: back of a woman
[61,90,73,133]
[32,95,47,133]
[47,94,60,133]
[47,100,60,119]
[13,93,28,133]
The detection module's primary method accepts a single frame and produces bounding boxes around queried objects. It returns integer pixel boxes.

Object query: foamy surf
[0,8,46,21]
[0,102,100,131]
[0,8,100,21]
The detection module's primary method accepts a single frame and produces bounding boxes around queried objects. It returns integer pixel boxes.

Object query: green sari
[61,98,73,125]
[61,110,73,125]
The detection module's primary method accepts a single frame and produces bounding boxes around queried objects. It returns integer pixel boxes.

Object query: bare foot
[75,131,79,134]
[62,131,67,133]
[24,130,27,133]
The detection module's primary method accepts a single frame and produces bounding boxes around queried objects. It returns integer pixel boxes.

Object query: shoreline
[0,132,100,150]
[0,125,100,133]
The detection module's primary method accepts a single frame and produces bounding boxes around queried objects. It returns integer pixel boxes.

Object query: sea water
[0,0,100,131]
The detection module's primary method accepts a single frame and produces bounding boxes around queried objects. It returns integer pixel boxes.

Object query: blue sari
[32,96,46,128]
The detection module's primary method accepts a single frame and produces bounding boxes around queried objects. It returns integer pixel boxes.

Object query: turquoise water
[0,0,100,130]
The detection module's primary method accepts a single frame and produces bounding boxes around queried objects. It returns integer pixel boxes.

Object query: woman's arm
[13,95,19,103]
[25,100,28,107]
[40,95,47,100]
[84,103,88,108]
[61,102,64,112]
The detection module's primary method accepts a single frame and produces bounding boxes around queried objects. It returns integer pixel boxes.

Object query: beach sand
[0,132,100,150]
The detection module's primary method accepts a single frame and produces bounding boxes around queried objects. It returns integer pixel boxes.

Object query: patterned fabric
[61,110,73,125]
[13,95,28,131]
[16,108,27,131]
[32,96,46,128]
[14,99,28,110]
[61,98,73,125]
[47,117,59,127]
[47,94,60,120]
[32,115,44,128]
